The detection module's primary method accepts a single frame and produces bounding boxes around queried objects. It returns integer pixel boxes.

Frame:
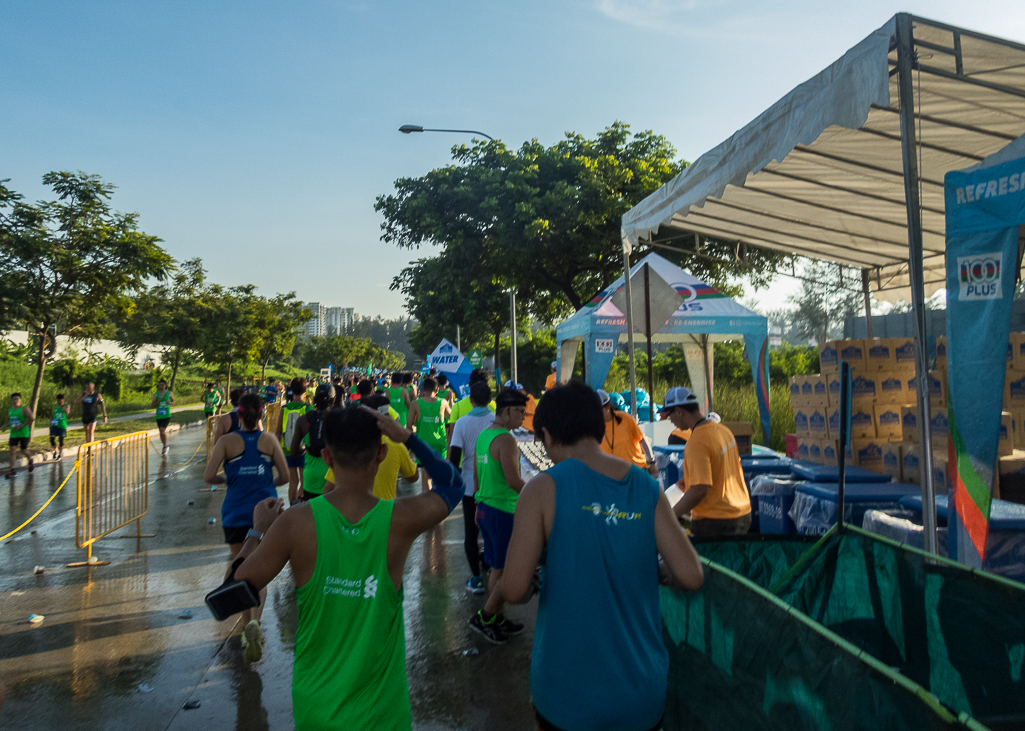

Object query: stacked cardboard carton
[787,335,1023,491]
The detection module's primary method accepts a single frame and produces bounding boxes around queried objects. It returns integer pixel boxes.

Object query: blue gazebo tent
[555,253,770,442]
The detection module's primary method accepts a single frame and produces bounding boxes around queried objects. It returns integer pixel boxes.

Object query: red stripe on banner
[948,433,990,558]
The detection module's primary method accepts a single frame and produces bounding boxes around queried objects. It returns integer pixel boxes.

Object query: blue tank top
[531,459,666,731]
[221,430,278,527]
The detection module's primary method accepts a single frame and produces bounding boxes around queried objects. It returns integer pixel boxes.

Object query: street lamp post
[509,290,518,386]
[399,125,495,141]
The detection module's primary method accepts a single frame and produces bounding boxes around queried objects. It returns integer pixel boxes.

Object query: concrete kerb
[5,418,209,469]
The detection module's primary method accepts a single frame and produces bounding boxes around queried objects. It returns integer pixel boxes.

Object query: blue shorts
[477,503,515,570]
[286,455,304,469]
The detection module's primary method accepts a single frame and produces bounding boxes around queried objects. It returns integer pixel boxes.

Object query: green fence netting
[692,534,818,590]
[660,561,985,731]
[770,525,1025,730]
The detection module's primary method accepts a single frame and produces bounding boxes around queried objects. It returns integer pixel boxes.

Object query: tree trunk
[29,327,49,428]
[261,358,268,384]
[170,346,182,391]
[226,362,233,400]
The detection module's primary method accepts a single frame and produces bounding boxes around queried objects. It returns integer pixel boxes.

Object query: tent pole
[510,290,518,385]
[897,12,939,555]
[861,269,874,339]
[644,264,655,423]
[623,247,639,416]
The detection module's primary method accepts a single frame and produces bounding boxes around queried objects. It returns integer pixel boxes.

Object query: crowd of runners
[4,359,753,729]
[195,360,757,731]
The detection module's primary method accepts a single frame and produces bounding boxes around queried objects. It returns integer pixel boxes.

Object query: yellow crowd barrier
[68,431,151,567]
[206,415,217,458]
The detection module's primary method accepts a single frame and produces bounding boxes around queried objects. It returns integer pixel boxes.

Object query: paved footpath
[0,426,536,730]
[21,403,203,440]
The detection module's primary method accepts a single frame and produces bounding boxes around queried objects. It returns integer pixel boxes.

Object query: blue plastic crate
[750,474,801,535]
[790,482,920,535]
[789,460,892,483]
[898,494,1025,582]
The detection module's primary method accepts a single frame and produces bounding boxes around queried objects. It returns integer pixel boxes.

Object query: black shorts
[82,417,96,426]
[49,426,67,438]
[9,436,29,450]
[223,525,252,544]
[156,418,171,430]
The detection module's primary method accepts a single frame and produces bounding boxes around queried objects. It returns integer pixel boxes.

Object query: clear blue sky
[2,1,1021,319]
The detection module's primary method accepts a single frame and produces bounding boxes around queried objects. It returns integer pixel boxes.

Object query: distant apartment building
[305,302,327,336]
[325,306,355,335]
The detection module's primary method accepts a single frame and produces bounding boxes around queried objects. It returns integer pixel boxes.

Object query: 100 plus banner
[944,156,1025,566]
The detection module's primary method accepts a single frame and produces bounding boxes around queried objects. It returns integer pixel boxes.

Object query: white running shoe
[161,446,169,457]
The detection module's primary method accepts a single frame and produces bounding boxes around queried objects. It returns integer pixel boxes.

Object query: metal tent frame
[621,13,1025,554]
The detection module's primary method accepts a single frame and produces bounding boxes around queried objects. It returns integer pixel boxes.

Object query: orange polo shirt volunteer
[600,412,648,469]
[681,422,751,520]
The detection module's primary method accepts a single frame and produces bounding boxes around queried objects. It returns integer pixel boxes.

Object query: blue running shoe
[465,575,486,594]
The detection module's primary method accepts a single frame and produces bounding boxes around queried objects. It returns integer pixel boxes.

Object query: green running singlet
[155,391,172,419]
[475,427,518,512]
[293,498,410,731]
[203,391,220,414]
[9,407,30,439]
[414,398,446,456]
[387,386,407,425]
[51,404,68,430]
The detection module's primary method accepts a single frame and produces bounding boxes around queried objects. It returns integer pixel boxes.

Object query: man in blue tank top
[490,382,705,731]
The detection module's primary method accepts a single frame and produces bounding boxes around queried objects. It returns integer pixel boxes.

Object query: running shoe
[57,449,63,461]
[496,615,524,636]
[468,611,507,644]
[52,448,58,461]
[4,469,14,480]
[465,575,486,594]
[241,619,264,662]
[27,460,34,473]
[161,446,169,457]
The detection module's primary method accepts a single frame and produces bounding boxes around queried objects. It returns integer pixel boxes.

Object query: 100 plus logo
[958,253,1003,301]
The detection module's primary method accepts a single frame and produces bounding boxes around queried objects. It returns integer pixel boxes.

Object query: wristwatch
[246,528,264,543]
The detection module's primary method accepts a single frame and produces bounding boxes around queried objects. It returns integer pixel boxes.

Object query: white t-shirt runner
[449,407,495,497]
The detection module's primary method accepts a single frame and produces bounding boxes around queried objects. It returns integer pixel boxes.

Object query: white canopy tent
[620,14,1025,554]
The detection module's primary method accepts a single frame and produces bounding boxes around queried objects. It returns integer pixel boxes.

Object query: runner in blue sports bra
[204,392,289,660]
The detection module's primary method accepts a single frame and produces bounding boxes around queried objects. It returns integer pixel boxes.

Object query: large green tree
[377,122,689,317]
[0,172,172,417]
[392,247,517,363]
[255,294,311,382]
[200,285,265,395]
[119,257,210,390]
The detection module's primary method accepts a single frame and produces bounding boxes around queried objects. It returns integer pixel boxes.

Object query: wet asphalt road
[0,425,537,730]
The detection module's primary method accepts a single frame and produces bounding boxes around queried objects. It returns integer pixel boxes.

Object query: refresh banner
[944,155,1025,567]
[428,339,474,399]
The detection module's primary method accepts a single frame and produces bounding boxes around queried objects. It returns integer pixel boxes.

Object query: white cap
[551,361,557,368]
[662,386,699,411]
[595,388,610,406]
[504,380,524,390]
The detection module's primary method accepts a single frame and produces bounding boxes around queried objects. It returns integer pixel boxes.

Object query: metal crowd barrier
[68,431,151,567]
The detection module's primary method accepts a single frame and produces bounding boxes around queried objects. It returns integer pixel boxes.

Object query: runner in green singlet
[202,383,221,421]
[387,374,407,426]
[229,406,464,730]
[276,377,309,504]
[290,384,333,501]
[405,377,451,494]
[6,393,35,479]
[49,394,71,461]
[151,379,175,458]
[436,373,455,408]
[469,388,528,643]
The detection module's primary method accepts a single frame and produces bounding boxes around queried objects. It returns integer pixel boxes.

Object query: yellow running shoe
[241,619,263,663]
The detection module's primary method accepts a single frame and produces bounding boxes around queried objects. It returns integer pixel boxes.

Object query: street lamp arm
[399,124,495,141]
